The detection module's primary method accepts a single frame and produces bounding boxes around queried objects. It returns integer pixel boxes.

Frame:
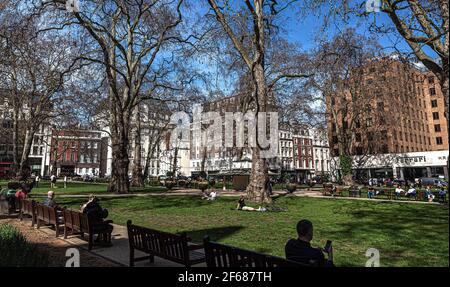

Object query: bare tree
[206,0,312,203]
[0,8,77,179]
[39,0,189,193]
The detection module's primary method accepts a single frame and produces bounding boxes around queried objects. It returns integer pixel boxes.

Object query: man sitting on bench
[43,191,57,207]
[81,195,113,244]
[285,219,334,267]
[405,186,417,199]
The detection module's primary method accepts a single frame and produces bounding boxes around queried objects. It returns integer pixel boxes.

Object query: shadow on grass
[326,201,448,266]
[180,225,245,243]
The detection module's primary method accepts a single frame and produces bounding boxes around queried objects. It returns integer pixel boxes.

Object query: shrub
[0,224,49,267]
[165,180,175,190]
[148,180,160,186]
[286,183,297,193]
[177,180,186,187]
[198,181,209,192]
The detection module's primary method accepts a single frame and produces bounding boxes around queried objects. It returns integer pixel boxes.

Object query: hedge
[0,224,49,267]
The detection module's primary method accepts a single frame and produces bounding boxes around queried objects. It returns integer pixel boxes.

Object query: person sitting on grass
[394,185,404,200]
[43,191,57,207]
[405,186,417,199]
[207,190,217,201]
[285,219,334,267]
[437,188,446,203]
[236,196,265,212]
[425,186,435,202]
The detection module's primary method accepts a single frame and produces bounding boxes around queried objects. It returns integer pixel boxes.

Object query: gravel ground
[0,216,121,267]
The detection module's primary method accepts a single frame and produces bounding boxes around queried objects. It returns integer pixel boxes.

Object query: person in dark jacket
[285,219,334,267]
[81,195,109,222]
[81,195,113,244]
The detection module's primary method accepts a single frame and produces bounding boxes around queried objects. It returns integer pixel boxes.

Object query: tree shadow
[179,225,245,243]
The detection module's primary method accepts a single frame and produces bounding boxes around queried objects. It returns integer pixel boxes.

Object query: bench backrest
[203,236,307,267]
[127,220,190,264]
[36,203,59,225]
[20,199,35,216]
[63,208,90,233]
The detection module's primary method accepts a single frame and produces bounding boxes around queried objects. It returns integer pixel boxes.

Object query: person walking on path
[64,176,67,189]
[50,174,57,189]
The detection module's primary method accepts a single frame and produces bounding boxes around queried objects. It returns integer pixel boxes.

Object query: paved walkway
[33,219,201,267]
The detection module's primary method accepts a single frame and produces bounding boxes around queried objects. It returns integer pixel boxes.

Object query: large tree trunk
[246,147,271,203]
[131,106,144,187]
[18,128,34,180]
[107,86,131,194]
[245,64,271,204]
[108,135,130,194]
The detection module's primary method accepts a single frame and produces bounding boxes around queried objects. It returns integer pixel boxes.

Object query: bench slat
[127,220,205,267]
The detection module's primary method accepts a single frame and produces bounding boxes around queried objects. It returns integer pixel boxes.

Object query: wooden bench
[322,184,343,197]
[63,208,113,250]
[348,186,361,197]
[127,220,205,267]
[203,236,308,267]
[0,197,21,215]
[35,202,64,237]
[19,198,36,226]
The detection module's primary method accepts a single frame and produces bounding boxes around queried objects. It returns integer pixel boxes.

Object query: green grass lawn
[0,180,168,195]
[52,195,449,267]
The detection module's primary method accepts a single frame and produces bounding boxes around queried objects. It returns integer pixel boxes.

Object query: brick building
[48,129,108,177]
[327,58,448,157]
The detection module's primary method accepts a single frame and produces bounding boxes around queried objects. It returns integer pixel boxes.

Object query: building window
[431,100,438,108]
[355,133,361,142]
[366,118,373,128]
[432,112,439,120]
[429,88,436,96]
[436,137,443,145]
[434,124,441,132]
[428,76,434,84]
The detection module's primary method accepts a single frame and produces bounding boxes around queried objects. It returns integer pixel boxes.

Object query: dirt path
[0,216,120,267]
